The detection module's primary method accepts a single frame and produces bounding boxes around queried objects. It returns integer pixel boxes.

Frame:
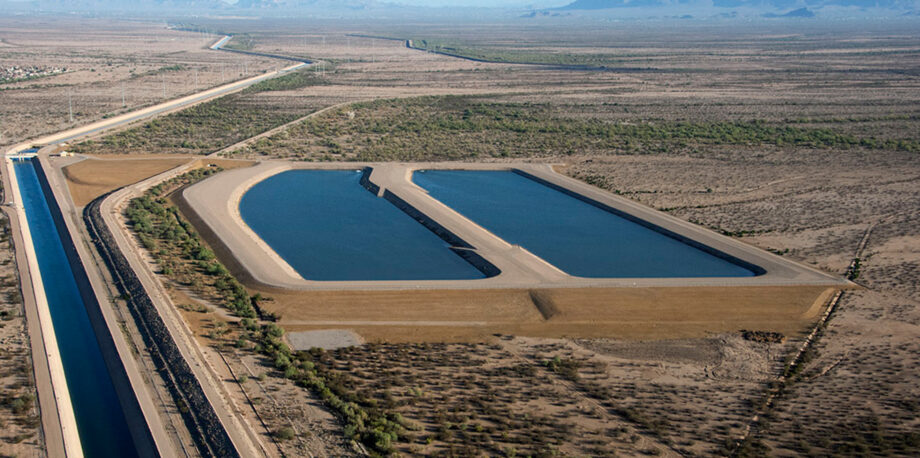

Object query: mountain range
[558,0,918,10]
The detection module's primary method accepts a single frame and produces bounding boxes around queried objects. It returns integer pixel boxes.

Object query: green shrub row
[125,168,256,319]
[128,167,404,454]
[248,322,405,455]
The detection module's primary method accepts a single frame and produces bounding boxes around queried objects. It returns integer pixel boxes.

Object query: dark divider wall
[358,167,380,195]
[378,188,501,278]
[30,159,158,457]
[357,168,501,277]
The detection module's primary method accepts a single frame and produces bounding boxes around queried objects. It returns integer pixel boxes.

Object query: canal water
[14,158,138,457]
[413,170,756,278]
[240,169,486,281]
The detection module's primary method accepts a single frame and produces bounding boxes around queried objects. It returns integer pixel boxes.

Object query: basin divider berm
[357,167,501,278]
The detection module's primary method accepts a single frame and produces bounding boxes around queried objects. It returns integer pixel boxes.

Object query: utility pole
[194,68,199,88]
[68,91,74,123]
[121,82,126,108]
[162,73,166,99]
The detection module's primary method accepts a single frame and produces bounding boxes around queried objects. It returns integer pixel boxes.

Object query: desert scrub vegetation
[72,69,326,155]
[248,325,406,455]
[296,341,662,456]
[125,167,258,320]
[230,95,919,161]
[0,204,41,452]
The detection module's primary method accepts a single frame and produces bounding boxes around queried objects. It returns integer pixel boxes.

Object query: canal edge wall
[31,155,159,456]
[2,155,81,457]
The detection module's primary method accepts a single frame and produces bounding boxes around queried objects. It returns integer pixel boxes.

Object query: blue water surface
[14,158,138,457]
[239,169,485,281]
[413,170,756,278]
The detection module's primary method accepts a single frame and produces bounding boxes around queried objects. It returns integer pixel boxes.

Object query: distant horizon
[2,0,919,20]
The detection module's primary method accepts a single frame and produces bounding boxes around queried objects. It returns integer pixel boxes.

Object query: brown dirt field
[266,285,836,343]
[63,156,256,207]
[63,157,190,206]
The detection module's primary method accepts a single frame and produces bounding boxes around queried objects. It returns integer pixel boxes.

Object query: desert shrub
[125,168,257,320]
[253,95,919,162]
[544,356,581,381]
[274,426,295,440]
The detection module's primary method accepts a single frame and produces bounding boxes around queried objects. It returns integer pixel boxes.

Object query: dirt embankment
[63,157,192,206]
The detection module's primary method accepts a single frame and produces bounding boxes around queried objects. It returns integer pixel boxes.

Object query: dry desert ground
[4,17,919,457]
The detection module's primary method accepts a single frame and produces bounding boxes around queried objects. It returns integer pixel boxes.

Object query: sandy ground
[286,330,364,350]
[61,155,258,207]
[63,156,192,206]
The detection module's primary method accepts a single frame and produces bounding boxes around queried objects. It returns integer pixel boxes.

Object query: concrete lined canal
[14,157,139,458]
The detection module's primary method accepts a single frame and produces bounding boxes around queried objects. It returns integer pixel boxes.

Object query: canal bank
[10,154,157,457]
[2,152,76,457]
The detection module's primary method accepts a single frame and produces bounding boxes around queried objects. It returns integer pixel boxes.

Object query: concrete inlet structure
[184,161,849,292]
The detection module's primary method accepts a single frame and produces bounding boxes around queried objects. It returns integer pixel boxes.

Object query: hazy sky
[212,0,571,7]
[391,1,569,6]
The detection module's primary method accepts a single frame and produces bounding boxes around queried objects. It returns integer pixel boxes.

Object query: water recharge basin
[239,169,486,281]
[14,158,138,457]
[412,170,757,279]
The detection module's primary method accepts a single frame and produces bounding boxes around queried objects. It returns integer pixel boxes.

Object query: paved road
[4,58,305,156]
